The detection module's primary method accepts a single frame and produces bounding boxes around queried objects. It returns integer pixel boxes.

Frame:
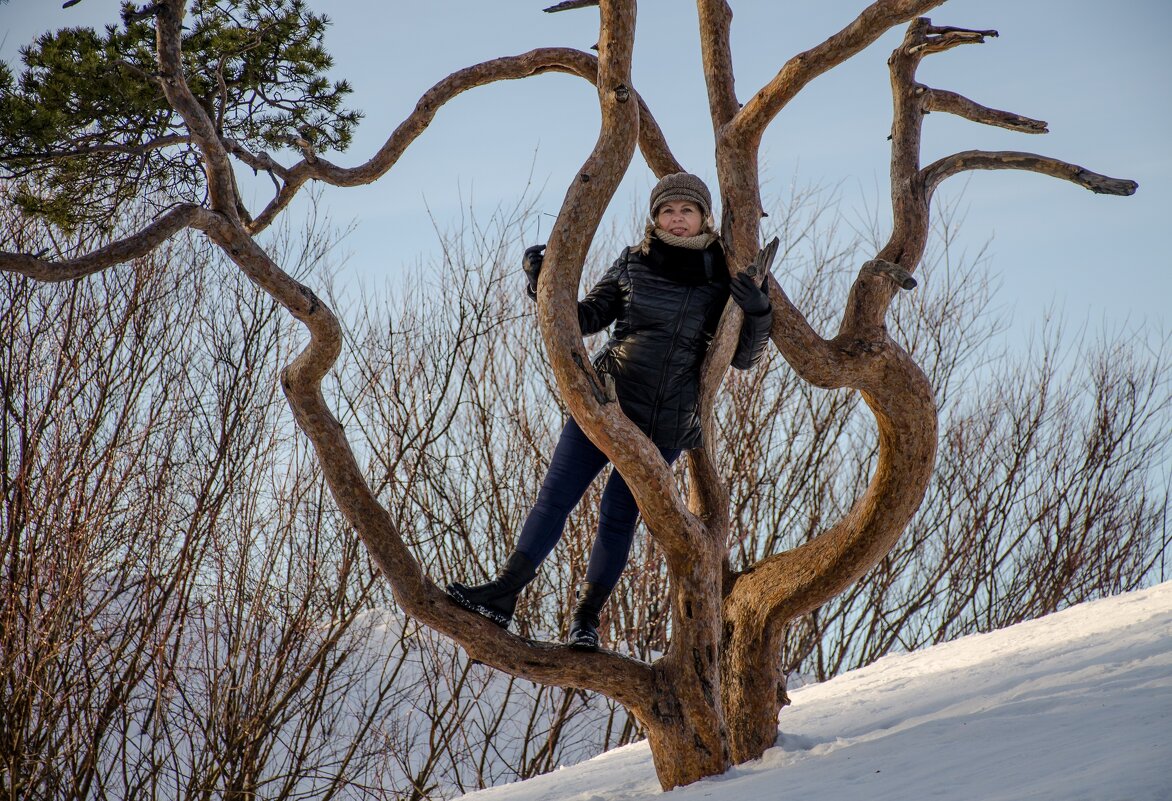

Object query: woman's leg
[567,447,682,649]
[584,446,683,590]
[514,418,610,567]
[447,418,608,628]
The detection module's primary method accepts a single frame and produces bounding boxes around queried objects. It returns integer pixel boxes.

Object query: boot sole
[445,585,512,628]
[567,635,599,651]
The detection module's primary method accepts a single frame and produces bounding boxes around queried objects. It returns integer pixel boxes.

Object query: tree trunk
[638,549,731,789]
[721,619,789,762]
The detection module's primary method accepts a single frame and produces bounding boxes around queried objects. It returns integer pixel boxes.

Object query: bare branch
[720,319,936,760]
[923,150,1140,199]
[192,208,658,710]
[729,0,946,145]
[723,347,937,618]
[634,93,685,177]
[279,134,318,164]
[923,87,1048,133]
[222,139,291,181]
[248,47,680,234]
[0,204,204,282]
[925,23,998,36]
[709,5,948,397]
[765,276,853,389]
[856,14,934,317]
[156,0,239,217]
[734,17,1137,666]
[697,0,740,129]
[909,25,998,55]
[544,0,598,11]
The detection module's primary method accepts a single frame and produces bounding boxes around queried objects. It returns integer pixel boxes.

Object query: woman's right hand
[523,244,546,294]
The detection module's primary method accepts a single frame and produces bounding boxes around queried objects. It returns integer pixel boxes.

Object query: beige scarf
[635,217,721,254]
[653,227,718,250]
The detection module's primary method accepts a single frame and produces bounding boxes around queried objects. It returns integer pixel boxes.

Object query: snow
[456,582,1172,801]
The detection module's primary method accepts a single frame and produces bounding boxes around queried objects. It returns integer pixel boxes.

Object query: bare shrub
[0,200,630,800]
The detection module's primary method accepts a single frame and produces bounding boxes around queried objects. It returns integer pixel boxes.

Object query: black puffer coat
[575,237,772,449]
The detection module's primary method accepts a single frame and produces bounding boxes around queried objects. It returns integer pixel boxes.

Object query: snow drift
[457,581,1172,801]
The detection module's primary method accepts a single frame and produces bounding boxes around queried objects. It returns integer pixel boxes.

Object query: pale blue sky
[3,1,1170,341]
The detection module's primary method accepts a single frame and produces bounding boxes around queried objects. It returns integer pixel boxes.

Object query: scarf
[653,227,718,250]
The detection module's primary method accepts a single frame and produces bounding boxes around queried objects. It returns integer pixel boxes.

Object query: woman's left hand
[730,272,771,315]
[523,244,546,294]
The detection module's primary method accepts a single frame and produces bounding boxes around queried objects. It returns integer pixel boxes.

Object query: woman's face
[656,201,704,238]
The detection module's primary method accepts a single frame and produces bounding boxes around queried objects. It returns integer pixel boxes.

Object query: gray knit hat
[649,172,712,219]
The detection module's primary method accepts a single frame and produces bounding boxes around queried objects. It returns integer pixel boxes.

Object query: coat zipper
[648,286,693,439]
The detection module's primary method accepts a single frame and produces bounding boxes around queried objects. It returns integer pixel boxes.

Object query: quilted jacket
[575,237,772,449]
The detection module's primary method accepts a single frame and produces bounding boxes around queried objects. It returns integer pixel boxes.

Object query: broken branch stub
[743,236,780,281]
[863,259,918,290]
[544,0,599,12]
[908,26,998,55]
[923,88,1049,134]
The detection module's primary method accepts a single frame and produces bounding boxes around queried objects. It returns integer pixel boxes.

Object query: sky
[458,580,1172,800]
[2,1,1170,344]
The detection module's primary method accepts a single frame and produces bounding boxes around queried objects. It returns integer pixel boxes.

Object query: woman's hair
[634,216,720,255]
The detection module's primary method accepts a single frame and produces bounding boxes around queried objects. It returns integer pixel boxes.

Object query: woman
[446,173,772,650]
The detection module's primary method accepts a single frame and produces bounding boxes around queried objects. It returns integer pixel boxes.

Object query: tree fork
[720,345,937,759]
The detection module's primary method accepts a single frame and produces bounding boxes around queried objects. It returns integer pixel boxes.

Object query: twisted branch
[1,2,680,699]
[156,0,238,218]
[535,1,706,571]
[729,13,1138,643]
[702,0,951,446]
[137,0,664,707]
[923,150,1139,199]
[728,0,946,145]
[0,204,205,282]
[197,209,658,706]
[248,48,681,233]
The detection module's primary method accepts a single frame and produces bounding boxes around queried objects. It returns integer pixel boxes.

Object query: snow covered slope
[457,582,1172,801]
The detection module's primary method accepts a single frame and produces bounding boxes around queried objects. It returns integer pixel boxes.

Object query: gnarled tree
[0,0,1136,790]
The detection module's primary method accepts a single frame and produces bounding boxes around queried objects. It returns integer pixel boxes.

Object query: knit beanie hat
[649,172,712,219]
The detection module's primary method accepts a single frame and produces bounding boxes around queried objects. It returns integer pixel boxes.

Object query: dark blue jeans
[515,418,682,591]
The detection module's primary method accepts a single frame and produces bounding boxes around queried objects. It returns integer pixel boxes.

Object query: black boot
[567,582,611,651]
[446,551,538,629]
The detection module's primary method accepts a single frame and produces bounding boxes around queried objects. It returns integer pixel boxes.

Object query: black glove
[523,244,546,295]
[730,272,770,315]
